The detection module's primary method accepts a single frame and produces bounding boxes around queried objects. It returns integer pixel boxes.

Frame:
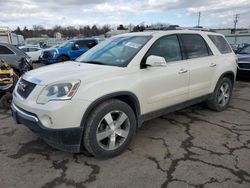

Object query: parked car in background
[230,44,239,53]
[0,42,33,75]
[236,44,250,77]
[39,38,98,64]
[12,30,237,158]
[19,46,43,62]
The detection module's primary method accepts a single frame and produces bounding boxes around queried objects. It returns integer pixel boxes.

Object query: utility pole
[197,12,201,27]
[233,14,239,44]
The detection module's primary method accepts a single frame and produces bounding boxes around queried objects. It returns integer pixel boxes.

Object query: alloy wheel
[217,82,230,107]
[96,110,130,151]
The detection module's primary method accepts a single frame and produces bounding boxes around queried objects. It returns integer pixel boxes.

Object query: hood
[237,54,250,62]
[43,47,58,53]
[22,61,121,85]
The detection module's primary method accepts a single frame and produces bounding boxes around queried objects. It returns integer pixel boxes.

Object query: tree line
[14,23,171,39]
[14,25,111,39]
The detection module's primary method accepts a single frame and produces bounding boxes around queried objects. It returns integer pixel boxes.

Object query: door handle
[210,63,217,67]
[178,69,188,74]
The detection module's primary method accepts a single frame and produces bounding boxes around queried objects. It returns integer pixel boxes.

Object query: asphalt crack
[41,159,100,188]
[146,107,250,187]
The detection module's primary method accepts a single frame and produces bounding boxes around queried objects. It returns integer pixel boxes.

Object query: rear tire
[207,77,233,111]
[83,99,136,158]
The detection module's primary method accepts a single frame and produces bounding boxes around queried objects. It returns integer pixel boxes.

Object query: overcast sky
[0,0,250,29]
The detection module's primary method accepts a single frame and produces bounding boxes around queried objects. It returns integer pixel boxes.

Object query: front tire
[207,77,233,111]
[83,99,136,158]
[0,92,12,109]
[58,56,69,62]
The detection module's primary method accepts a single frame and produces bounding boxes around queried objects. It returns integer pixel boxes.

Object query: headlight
[37,80,80,104]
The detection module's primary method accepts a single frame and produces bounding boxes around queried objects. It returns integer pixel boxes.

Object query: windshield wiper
[81,61,106,65]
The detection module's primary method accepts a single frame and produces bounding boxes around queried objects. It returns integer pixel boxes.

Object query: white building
[0,26,24,45]
[214,28,250,44]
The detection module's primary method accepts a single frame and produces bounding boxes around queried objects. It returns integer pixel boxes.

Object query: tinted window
[77,41,88,48]
[181,34,210,59]
[0,45,15,55]
[29,48,40,52]
[77,40,97,49]
[239,46,250,54]
[208,35,232,54]
[146,35,182,62]
[21,48,28,52]
[87,41,98,48]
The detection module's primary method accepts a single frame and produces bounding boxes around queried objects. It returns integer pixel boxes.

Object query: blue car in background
[236,44,250,78]
[40,38,98,64]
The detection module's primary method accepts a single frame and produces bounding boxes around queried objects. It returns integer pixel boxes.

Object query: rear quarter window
[208,35,232,54]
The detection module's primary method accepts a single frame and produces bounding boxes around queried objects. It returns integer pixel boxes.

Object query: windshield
[59,41,74,48]
[76,36,152,67]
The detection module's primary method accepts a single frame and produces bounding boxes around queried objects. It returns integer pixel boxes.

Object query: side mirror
[73,44,80,50]
[146,55,167,67]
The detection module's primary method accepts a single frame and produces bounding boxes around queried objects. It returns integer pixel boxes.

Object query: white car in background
[19,46,43,62]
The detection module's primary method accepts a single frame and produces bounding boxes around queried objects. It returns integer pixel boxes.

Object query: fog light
[40,115,53,127]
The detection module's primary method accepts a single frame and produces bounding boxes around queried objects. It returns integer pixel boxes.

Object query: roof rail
[176,27,216,32]
[144,25,216,32]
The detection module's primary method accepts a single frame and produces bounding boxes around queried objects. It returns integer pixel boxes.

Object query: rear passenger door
[179,34,216,99]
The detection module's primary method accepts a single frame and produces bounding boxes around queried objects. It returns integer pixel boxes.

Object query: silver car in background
[237,45,250,77]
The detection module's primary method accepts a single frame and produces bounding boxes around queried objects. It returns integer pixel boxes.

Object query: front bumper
[11,103,83,153]
[39,57,57,65]
[237,68,250,78]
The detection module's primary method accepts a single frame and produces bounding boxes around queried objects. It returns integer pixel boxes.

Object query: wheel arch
[57,54,70,61]
[80,91,141,128]
[218,71,235,87]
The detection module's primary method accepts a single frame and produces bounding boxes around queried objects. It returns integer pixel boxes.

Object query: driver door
[70,40,89,59]
[139,35,189,114]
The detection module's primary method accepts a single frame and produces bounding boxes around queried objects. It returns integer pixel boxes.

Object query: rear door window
[208,35,232,54]
[0,45,15,55]
[180,34,211,59]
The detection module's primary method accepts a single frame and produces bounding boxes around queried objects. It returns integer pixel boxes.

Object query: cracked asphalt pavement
[0,80,250,188]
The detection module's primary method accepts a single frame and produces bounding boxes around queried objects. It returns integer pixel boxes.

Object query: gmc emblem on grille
[18,81,27,92]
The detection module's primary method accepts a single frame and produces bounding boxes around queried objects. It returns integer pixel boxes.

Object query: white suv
[11,30,237,158]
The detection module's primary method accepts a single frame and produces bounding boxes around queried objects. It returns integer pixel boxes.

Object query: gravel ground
[0,79,250,188]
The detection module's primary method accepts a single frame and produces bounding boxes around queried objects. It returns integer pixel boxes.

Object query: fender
[80,91,141,128]
[216,71,236,88]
